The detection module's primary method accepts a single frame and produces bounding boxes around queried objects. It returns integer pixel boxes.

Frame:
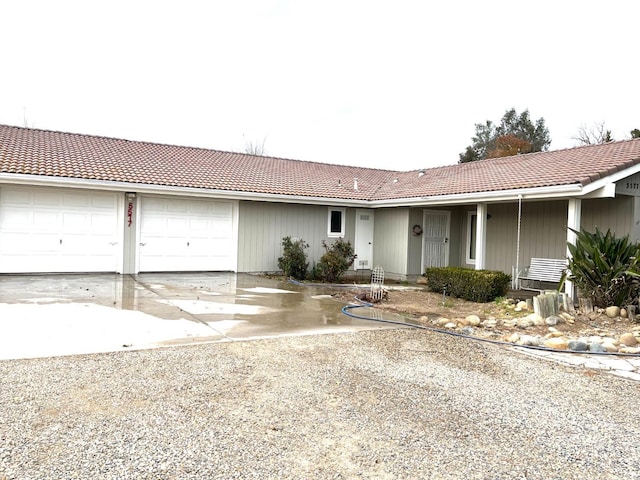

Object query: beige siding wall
[456,196,636,275]
[238,196,637,275]
[373,208,409,278]
[237,201,355,272]
[460,201,568,274]
[582,196,634,237]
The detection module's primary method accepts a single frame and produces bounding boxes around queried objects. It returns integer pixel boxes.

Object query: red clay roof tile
[1,124,640,201]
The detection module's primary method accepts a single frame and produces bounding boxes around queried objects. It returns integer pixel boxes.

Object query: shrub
[277,236,309,280]
[425,267,511,303]
[562,227,640,307]
[314,238,357,283]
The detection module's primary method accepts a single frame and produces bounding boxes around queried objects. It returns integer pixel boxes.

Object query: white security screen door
[422,210,450,270]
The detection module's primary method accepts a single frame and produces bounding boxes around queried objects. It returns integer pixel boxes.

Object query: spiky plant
[562,227,640,307]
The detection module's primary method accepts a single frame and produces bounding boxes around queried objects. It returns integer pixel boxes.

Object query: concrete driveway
[0,273,403,360]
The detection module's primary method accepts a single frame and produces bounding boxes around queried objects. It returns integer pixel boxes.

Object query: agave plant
[562,227,640,307]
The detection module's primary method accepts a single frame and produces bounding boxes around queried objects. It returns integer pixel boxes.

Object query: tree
[459,108,551,163]
[487,134,533,159]
[243,135,267,155]
[631,128,640,139]
[572,122,614,146]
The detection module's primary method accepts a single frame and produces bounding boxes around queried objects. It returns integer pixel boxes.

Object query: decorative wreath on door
[412,224,423,236]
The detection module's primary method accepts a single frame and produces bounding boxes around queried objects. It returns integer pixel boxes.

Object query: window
[466,212,477,264]
[328,207,345,237]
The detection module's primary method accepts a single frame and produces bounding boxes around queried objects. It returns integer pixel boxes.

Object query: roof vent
[393,178,398,183]
[418,170,425,177]
[353,178,358,191]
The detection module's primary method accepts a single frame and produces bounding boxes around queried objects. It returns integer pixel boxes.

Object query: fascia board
[368,184,584,207]
[0,173,367,207]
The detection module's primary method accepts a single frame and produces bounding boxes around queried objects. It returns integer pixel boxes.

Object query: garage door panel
[34,211,60,229]
[34,191,61,206]
[91,214,118,234]
[2,189,31,204]
[167,217,188,230]
[64,193,91,207]
[1,209,32,228]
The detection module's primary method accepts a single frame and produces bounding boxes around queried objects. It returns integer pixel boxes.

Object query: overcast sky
[2,0,638,171]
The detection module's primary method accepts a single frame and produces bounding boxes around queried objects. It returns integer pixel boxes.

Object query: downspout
[515,195,522,289]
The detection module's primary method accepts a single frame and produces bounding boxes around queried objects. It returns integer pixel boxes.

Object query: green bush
[314,238,356,283]
[425,267,511,303]
[277,236,309,280]
[562,227,640,307]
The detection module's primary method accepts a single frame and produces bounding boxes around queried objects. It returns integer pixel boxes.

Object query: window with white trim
[466,211,477,264]
[328,207,345,237]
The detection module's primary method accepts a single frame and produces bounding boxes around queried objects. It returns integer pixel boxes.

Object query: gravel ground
[2,329,640,480]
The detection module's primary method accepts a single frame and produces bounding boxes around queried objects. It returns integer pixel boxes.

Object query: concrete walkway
[514,346,640,381]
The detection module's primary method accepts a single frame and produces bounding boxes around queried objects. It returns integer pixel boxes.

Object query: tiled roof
[372,140,640,200]
[1,124,640,202]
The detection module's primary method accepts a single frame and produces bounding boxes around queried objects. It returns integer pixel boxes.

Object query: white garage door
[0,187,120,273]
[139,197,235,272]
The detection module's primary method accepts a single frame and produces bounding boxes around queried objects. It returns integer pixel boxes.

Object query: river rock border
[420,300,640,354]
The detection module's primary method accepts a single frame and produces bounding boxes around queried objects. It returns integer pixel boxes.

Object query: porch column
[565,198,582,297]
[475,203,488,270]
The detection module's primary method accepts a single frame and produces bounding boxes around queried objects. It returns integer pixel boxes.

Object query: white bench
[518,258,566,291]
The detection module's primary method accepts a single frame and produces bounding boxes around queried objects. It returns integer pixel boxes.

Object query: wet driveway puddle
[0,273,406,359]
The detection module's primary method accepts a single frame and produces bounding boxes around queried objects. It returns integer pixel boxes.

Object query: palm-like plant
[562,227,640,307]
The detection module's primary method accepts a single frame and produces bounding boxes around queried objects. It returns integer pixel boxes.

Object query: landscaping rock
[559,312,575,323]
[588,343,607,353]
[543,337,569,350]
[517,318,533,328]
[619,347,640,354]
[465,315,481,327]
[436,317,450,327]
[619,333,638,346]
[568,340,588,352]
[605,306,621,318]
[518,335,543,347]
[506,333,520,343]
[544,315,558,326]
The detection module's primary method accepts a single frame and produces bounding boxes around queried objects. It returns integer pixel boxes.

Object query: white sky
[2,0,638,171]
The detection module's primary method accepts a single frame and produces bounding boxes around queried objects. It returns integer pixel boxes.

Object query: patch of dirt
[332,286,640,345]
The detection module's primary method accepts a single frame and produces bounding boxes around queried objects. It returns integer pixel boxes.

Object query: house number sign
[127,201,134,227]
[616,172,640,197]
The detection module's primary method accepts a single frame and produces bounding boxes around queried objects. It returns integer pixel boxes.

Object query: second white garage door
[138,197,235,272]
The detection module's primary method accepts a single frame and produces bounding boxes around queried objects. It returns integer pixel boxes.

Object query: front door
[354,209,374,271]
[422,210,450,270]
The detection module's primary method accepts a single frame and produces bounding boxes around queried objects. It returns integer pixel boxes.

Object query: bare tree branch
[572,122,613,145]
[243,135,268,155]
